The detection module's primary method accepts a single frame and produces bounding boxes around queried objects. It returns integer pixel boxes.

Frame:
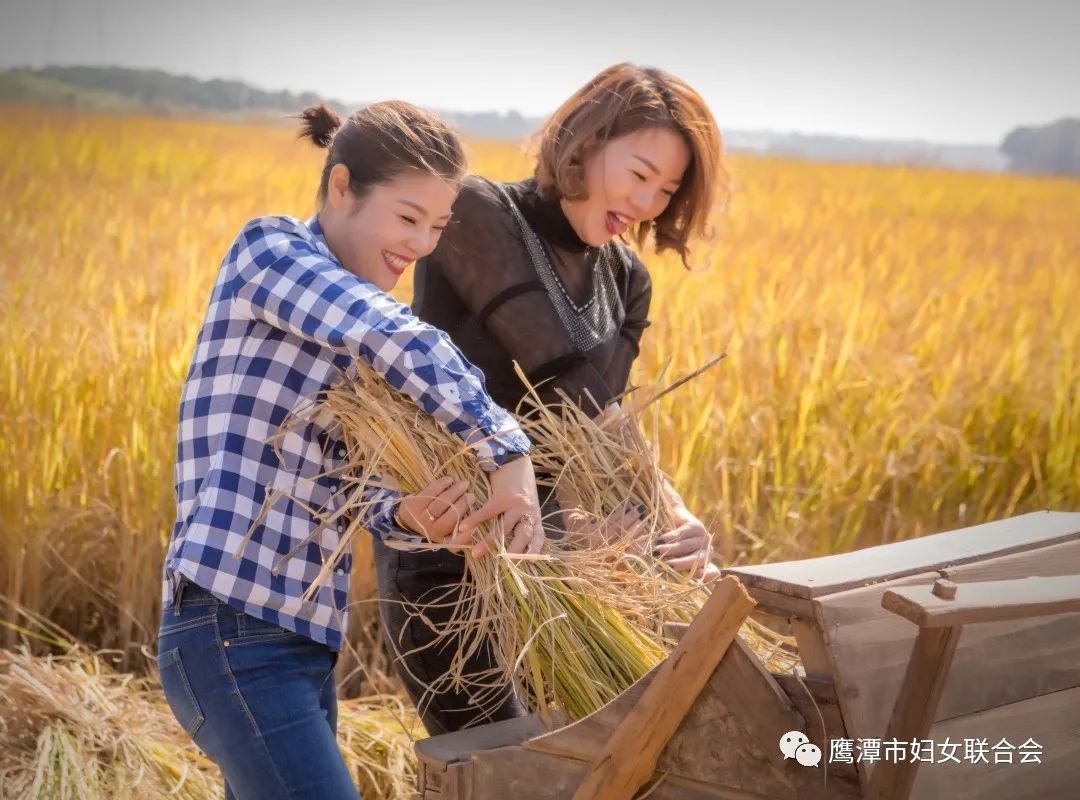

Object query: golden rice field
[1,105,1078,666]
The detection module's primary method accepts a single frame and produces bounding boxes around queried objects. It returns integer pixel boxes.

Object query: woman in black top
[374,63,729,735]
[414,175,652,417]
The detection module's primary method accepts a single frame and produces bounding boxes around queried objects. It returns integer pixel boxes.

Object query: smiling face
[559,126,691,247]
[320,164,458,291]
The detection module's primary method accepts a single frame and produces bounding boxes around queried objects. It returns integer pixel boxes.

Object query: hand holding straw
[395,476,474,545]
[453,454,547,557]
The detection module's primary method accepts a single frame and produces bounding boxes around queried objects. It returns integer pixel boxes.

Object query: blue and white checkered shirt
[162,214,530,651]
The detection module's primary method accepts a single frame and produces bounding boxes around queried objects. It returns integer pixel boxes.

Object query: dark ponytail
[296,100,466,204]
[297,103,341,149]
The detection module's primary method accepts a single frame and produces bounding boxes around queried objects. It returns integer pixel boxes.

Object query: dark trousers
[372,537,527,735]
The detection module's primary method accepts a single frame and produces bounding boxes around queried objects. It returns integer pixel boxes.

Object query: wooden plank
[789,618,834,681]
[940,537,1080,583]
[417,758,468,800]
[751,607,796,637]
[416,714,547,765]
[650,606,799,794]
[524,637,776,762]
[527,635,832,796]
[927,540,1080,719]
[738,587,818,619]
[470,744,861,800]
[774,674,858,785]
[774,674,837,706]
[570,576,755,800]
[663,621,689,641]
[909,685,1080,799]
[935,614,1080,719]
[813,573,940,757]
[417,757,441,800]
[866,626,962,799]
[526,665,655,760]
[654,635,815,792]
[818,569,1080,789]
[724,511,1080,600]
[883,575,1080,628]
[470,745,759,799]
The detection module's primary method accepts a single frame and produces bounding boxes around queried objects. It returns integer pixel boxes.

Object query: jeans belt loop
[172,575,187,617]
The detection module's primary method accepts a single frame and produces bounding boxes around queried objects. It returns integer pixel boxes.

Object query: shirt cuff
[465,406,532,472]
[363,491,423,545]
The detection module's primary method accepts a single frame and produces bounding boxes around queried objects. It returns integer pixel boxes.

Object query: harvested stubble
[336,694,423,800]
[0,644,222,799]
[0,602,420,800]
[296,360,799,726]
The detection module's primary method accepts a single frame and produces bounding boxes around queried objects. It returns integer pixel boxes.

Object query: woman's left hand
[699,562,723,584]
[396,476,474,543]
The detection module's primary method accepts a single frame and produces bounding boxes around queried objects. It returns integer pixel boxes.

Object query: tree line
[2,66,1077,175]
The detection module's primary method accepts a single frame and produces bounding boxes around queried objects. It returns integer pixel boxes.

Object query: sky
[1,0,1078,145]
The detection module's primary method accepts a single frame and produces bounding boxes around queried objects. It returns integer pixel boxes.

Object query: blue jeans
[157,576,361,800]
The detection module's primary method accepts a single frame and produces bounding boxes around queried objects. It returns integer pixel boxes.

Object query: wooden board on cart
[415,511,1080,799]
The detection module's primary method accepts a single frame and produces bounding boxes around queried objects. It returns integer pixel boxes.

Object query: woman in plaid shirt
[157,102,544,800]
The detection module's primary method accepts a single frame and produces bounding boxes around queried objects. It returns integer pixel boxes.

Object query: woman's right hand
[453,456,544,557]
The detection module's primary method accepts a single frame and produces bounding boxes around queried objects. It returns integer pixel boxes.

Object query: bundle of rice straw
[336,694,420,800]
[0,606,222,800]
[295,358,798,726]
[0,600,421,800]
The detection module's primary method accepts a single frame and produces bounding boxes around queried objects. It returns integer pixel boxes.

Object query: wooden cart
[414,511,1080,799]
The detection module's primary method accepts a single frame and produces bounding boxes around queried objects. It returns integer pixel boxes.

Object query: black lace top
[412,176,653,418]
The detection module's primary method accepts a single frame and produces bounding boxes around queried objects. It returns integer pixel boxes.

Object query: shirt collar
[306,214,333,260]
[507,178,591,253]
